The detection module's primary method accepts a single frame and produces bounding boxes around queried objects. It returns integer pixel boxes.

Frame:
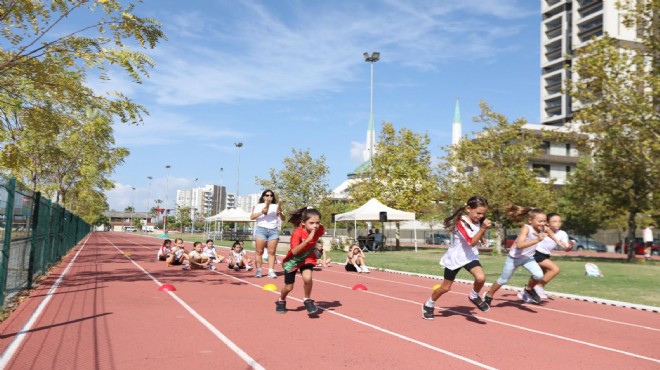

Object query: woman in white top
[422,196,492,320]
[526,213,571,299]
[250,189,285,278]
[484,206,562,306]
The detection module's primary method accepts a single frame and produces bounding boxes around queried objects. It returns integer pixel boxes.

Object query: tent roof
[334,198,415,222]
[205,208,253,222]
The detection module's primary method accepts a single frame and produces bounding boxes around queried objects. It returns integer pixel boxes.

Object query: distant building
[102,211,152,232]
[176,184,227,219]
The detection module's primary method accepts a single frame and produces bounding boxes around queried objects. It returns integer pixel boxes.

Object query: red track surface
[0,232,658,369]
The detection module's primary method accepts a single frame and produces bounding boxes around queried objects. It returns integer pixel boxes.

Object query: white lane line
[0,234,91,370]
[316,278,660,365]
[323,268,660,331]
[102,236,265,370]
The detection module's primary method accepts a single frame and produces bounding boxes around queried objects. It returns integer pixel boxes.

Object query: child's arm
[290,226,324,256]
[468,218,492,247]
[516,226,547,249]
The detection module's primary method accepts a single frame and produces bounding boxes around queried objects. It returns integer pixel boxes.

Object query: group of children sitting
[157,238,253,271]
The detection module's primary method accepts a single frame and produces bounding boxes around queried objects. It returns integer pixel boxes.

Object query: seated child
[157,239,172,261]
[314,240,332,267]
[345,243,369,273]
[228,241,253,272]
[203,239,224,269]
[189,241,213,270]
[166,238,190,270]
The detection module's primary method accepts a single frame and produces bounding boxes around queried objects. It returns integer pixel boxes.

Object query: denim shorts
[254,226,279,242]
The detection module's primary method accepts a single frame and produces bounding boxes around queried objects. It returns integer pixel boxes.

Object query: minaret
[452,98,461,146]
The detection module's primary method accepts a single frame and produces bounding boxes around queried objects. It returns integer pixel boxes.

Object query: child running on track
[526,212,571,300]
[276,207,325,315]
[483,206,562,305]
[157,239,172,261]
[422,196,492,320]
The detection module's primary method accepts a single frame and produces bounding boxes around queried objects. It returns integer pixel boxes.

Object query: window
[565,143,571,156]
[566,166,571,174]
[533,164,551,178]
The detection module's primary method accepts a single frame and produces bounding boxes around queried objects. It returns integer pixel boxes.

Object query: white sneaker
[361,265,370,273]
[246,265,253,271]
[267,270,277,278]
[534,286,548,300]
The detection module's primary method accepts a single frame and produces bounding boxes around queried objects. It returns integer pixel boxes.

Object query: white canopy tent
[204,208,254,240]
[333,198,418,251]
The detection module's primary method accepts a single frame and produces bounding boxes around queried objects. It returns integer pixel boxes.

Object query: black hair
[546,212,560,220]
[288,207,322,227]
[443,196,489,230]
[232,241,241,249]
[259,189,278,204]
[206,239,213,244]
[193,241,202,248]
[163,239,172,246]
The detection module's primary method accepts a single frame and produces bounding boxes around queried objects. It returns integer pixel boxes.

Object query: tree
[348,122,437,246]
[438,102,559,252]
[255,148,330,213]
[124,206,134,213]
[565,0,660,261]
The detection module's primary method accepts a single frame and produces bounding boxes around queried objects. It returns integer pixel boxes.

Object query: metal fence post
[27,192,41,284]
[0,177,17,304]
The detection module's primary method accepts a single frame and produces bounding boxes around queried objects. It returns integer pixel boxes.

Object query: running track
[0,232,658,369]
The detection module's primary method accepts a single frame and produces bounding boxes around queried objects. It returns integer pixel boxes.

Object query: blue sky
[103,0,541,212]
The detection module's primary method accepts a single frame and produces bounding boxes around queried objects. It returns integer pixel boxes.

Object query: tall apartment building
[176,184,227,219]
[534,0,640,185]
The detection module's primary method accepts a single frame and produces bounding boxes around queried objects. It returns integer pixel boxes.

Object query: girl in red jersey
[275,207,325,315]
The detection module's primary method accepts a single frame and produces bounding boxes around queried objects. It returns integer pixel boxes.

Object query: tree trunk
[626,210,637,262]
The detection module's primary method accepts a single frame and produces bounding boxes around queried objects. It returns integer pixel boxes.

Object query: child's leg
[301,268,313,299]
[468,265,486,293]
[279,270,296,300]
[430,279,454,302]
[528,260,558,288]
[487,257,517,297]
[522,259,545,290]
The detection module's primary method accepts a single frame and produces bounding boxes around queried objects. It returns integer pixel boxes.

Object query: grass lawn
[177,236,660,307]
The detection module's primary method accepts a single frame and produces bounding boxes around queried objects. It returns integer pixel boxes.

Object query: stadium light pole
[147,176,153,229]
[363,51,380,166]
[234,142,243,209]
[164,165,171,234]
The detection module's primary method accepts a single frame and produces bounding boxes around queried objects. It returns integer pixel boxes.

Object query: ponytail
[444,196,489,229]
[506,205,544,224]
[288,207,322,227]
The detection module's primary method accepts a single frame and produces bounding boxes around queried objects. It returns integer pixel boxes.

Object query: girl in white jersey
[422,196,492,320]
[484,206,561,305]
[525,213,571,300]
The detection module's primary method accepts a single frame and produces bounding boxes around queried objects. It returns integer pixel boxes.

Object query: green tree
[255,148,330,213]
[565,0,660,261]
[348,122,437,247]
[438,102,559,252]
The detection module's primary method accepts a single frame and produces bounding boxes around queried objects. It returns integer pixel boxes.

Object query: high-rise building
[533,0,640,185]
[176,184,227,219]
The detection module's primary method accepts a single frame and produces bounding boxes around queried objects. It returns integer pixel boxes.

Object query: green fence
[0,175,90,306]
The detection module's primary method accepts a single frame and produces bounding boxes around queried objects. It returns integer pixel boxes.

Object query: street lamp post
[234,142,243,209]
[147,176,152,230]
[363,51,380,166]
[131,187,136,229]
[164,165,171,234]
[190,178,198,233]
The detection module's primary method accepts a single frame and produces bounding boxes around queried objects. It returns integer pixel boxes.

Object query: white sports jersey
[203,245,217,258]
[536,229,568,255]
[441,216,481,270]
[509,224,541,259]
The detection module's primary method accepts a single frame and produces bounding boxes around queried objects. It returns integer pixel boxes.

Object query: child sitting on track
[157,239,172,261]
[166,238,190,270]
[203,239,224,268]
[315,240,332,268]
[228,241,253,272]
[345,243,369,273]
[189,241,214,270]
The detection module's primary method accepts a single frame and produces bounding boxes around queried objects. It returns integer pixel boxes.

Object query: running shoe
[482,292,493,306]
[304,299,318,315]
[525,288,542,304]
[275,300,286,314]
[246,265,253,271]
[254,269,262,278]
[233,265,239,272]
[267,271,277,278]
[534,286,548,300]
[208,265,216,271]
[468,294,490,312]
[361,265,370,273]
[181,264,190,270]
[422,304,435,320]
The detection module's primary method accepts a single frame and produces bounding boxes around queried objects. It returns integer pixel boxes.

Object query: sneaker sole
[422,306,434,320]
[468,297,490,312]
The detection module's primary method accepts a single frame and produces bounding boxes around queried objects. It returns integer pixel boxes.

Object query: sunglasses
[264,194,273,197]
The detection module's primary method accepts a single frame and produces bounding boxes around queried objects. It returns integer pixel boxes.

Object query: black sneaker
[422,304,434,320]
[468,294,490,312]
[525,288,542,304]
[275,300,287,314]
[483,292,493,306]
[233,264,239,272]
[304,299,318,315]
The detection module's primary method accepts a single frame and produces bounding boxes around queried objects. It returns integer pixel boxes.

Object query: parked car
[426,233,450,245]
[566,236,606,252]
[501,235,518,249]
[614,237,660,255]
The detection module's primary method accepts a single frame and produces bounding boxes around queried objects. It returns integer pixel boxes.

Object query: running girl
[483,206,561,305]
[422,196,492,320]
[276,207,325,315]
[526,212,571,299]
